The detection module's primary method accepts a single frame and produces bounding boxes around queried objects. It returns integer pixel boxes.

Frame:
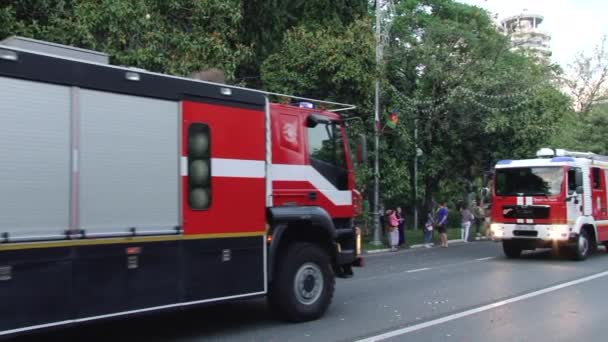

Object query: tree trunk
[423,174,439,222]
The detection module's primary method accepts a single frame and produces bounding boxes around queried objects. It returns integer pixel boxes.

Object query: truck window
[593,168,601,189]
[567,167,582,194]
[495,167,563,196]
[188,124,211,209]
[307,122,348,190]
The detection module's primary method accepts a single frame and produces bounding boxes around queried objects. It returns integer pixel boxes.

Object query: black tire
[571,230,590,261]
[503,240,522,258]
[268,242,335,322]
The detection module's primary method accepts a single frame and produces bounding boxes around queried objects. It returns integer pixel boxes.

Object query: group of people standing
[459,200,490,243]
[384,201,489,250]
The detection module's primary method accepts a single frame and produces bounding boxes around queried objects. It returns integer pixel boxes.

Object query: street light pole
[371,0,383,246]
[413,117,418,231]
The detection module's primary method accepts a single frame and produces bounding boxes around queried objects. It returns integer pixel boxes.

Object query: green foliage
[261,19,375,107]
[553,103,608,154]
[1,0,251,79]
[239,0,368,86]
[385,0,571,214]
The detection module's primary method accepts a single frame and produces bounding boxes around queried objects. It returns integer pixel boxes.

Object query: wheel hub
[579,234,588,255]
[294,262,323,305]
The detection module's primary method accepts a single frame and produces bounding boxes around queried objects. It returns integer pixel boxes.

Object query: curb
[363,238,491,255]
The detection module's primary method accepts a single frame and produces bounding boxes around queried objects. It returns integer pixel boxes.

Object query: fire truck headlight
[490,223,503,238]
[549,225,569,240]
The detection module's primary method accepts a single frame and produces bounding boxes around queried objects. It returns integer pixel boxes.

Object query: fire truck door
[591,167,608,220]
[567,167,584,223]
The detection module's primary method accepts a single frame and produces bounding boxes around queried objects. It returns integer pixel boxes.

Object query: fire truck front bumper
[490,223,572,243]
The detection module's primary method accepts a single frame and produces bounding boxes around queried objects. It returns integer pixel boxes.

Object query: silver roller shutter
[0,77,71,239]
[79,89,179,235]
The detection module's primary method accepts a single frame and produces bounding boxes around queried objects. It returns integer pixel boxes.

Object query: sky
[456,0,608,67]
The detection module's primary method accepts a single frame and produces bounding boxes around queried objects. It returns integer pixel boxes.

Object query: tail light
[353,189,363,216]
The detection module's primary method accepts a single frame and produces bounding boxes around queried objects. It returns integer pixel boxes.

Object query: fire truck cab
[0,37,361,336]
[491,148,608,260]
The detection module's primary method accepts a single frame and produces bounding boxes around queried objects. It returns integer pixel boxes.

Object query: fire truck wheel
[571,230,590,261]
[502,241,522,258]
[269,242,335,322]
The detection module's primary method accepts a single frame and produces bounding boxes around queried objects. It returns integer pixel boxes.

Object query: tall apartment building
[499,12,552,62]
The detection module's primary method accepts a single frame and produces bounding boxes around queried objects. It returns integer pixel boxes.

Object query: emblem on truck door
[282,122,297,144]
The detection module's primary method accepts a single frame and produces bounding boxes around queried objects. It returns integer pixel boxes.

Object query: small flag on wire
[386,110,399,129]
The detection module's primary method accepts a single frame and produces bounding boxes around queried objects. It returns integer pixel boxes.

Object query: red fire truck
[491,148,608,260]
[0,37,362,335]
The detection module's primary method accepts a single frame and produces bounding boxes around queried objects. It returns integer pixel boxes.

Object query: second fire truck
[491,148,608,260]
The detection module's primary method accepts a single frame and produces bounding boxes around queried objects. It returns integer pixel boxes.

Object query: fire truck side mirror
[306,114,331,128]
[356,134,367,164]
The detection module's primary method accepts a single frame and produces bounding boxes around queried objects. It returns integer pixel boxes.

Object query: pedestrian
[396,207,406,248]
[460,204,473,243]
[436,202,449,247]
[473,200,485,239]
[387,209,399,251]
[484,204,492,239]
[424,212,434,248]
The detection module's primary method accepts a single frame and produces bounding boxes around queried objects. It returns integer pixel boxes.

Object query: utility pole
[413,117,418,231]
[371,0,383,245]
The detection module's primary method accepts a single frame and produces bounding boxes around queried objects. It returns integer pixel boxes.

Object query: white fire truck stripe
[181,157,265,178]
[212,158,265,178]
[525,197,534,224]
[180,156,188,176]
[271,164,352,206]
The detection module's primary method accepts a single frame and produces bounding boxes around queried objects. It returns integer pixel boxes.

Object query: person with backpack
[436,202,449,247]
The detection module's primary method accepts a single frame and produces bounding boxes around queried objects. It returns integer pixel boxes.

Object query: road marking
[406,267,430,273]
[475,257,494,261]
[355,269,608,342]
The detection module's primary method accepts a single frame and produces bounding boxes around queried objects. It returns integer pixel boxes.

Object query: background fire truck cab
[0,37,362,336]
[491,147,608,260]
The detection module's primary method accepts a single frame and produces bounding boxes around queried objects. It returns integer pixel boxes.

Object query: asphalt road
[14,241,608,341]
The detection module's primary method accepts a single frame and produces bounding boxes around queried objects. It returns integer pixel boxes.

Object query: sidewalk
[364,236,491,255]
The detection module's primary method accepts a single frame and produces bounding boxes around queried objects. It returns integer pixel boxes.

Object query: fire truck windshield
[495,166,563,196]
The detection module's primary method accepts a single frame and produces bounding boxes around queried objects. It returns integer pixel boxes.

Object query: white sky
[456,0,608,67]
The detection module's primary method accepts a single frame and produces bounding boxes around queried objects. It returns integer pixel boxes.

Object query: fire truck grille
[513,230,538,237]
[502,205,550,219]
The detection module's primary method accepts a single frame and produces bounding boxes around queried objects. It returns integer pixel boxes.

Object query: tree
[385,0,571,217]
[261,19,376,109]
[562,36,608,115]
[0,0,251,80]
[238,0,368,87]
